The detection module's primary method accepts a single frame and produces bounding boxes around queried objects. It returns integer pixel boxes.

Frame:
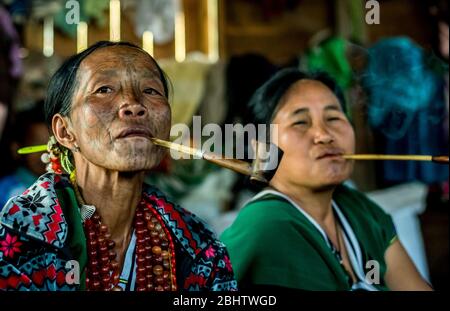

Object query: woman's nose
[118,104,147,119]
[313,125,334,144]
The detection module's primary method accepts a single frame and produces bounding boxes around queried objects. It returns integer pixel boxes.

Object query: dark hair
[44,41,170,127]
[248,68,347,125]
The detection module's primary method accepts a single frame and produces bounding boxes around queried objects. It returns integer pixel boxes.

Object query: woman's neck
[269,177,336,226]
[73,157,145,244]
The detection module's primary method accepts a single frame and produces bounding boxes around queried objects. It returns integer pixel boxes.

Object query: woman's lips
[116,127,153,139]
[315,148,345,160]
[318,154,343,160]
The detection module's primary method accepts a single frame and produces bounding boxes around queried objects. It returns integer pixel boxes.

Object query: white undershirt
[117,230,137,291]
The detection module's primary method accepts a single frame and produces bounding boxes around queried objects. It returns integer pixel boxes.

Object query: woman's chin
[316,171,351,188]
[310,178,346,192]
[101,157,161,172]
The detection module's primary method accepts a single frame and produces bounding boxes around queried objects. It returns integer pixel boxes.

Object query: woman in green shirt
[221,69,432,291]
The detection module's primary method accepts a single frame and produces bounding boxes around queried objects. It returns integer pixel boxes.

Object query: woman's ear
[52,114,77,149]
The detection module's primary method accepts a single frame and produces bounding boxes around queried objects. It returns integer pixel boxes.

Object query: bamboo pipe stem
[342,154,449,164]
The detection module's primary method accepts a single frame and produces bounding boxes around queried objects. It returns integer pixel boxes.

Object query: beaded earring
[41,136,63,174]
[40,135,76,175]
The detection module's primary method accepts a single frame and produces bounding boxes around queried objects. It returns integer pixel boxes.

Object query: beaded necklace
[69,172,177,291]
[333,211,357,284]
[334,214,343,265]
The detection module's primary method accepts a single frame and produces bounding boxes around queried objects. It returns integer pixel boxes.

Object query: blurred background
[0,0,448,289]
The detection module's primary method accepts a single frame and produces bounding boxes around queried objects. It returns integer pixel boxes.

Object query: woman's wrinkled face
[67,45,171,172]
[271,79,355,190]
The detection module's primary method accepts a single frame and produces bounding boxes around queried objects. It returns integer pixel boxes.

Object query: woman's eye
[293,121,307,126]
[144,88,162,96]
[95,86,113,94]
[327,117,341,122]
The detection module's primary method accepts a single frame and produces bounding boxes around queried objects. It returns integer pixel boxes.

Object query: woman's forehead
[80,45,159,75]
[282,80,338,105]
[274,80,341,119]
[287,80,335,98]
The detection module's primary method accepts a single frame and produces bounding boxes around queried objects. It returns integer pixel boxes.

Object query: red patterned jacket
[0,173,237,291]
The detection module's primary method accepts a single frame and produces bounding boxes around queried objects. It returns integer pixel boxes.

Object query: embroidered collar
[0,173,68,249]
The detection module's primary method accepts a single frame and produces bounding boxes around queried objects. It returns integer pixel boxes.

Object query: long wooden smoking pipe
[16,139,280,184]
[149,137,277,184]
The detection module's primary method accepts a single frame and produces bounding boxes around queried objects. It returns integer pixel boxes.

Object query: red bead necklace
[70,175,177,291]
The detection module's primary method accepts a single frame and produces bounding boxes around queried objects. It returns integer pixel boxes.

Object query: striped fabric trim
[389,235,398,246]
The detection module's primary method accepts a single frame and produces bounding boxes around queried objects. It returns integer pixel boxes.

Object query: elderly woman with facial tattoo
[221,68,432,291]
[0,41,237,291]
